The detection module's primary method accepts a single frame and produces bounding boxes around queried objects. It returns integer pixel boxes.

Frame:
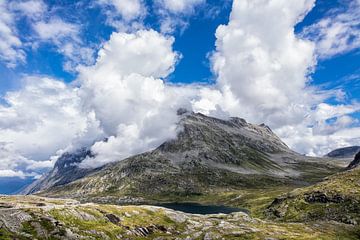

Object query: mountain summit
[23,112,340,203]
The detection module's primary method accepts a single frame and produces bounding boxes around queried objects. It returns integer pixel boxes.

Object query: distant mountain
[21,148,98,195]
[24,112,341,203]
[325,146,360,158]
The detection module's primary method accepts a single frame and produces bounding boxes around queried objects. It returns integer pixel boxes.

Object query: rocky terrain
[0,195,359,240]
[24,112,342,204]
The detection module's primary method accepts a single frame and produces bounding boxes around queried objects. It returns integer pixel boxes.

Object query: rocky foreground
[0,195,359,240]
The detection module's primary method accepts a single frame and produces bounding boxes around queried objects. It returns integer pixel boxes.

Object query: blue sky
[0,0,359,193]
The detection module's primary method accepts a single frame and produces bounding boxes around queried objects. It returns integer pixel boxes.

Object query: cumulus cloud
[301,0,360,58]
[0,1,26,67]
[206,0,317,127]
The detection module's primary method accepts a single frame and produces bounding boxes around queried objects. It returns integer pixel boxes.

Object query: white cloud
[99,0,145,21]
[9,0,46,20]
[33,18,79,41]
[0,1,26,67]
[97,0,146,31]
[0,0,95,71]
[157,0,205,14]
[33,18,96,71]
[301,0,360,58]
[154,0,206,33]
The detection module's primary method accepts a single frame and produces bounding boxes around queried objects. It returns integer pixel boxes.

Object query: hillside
[266,166,360,225]
[24,112,342,204]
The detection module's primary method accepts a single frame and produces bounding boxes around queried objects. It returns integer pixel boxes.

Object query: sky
[0,0,359,192]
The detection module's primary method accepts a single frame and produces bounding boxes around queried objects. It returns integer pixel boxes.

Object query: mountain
[24,112,341,203]
[326,146,360,158]
[22,148,98,195]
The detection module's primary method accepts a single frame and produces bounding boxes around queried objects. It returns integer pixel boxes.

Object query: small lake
[157,202,248,215]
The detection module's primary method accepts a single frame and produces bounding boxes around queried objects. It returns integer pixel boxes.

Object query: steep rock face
[347,151,360,170]
[326,146,360,158]
[28,113,341,202]
[22,148,97,195]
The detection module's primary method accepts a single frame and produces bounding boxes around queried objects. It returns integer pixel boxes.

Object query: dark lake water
[157,202,248,215]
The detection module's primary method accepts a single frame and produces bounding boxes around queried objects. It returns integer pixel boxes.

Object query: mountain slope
[26,113,342,203]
